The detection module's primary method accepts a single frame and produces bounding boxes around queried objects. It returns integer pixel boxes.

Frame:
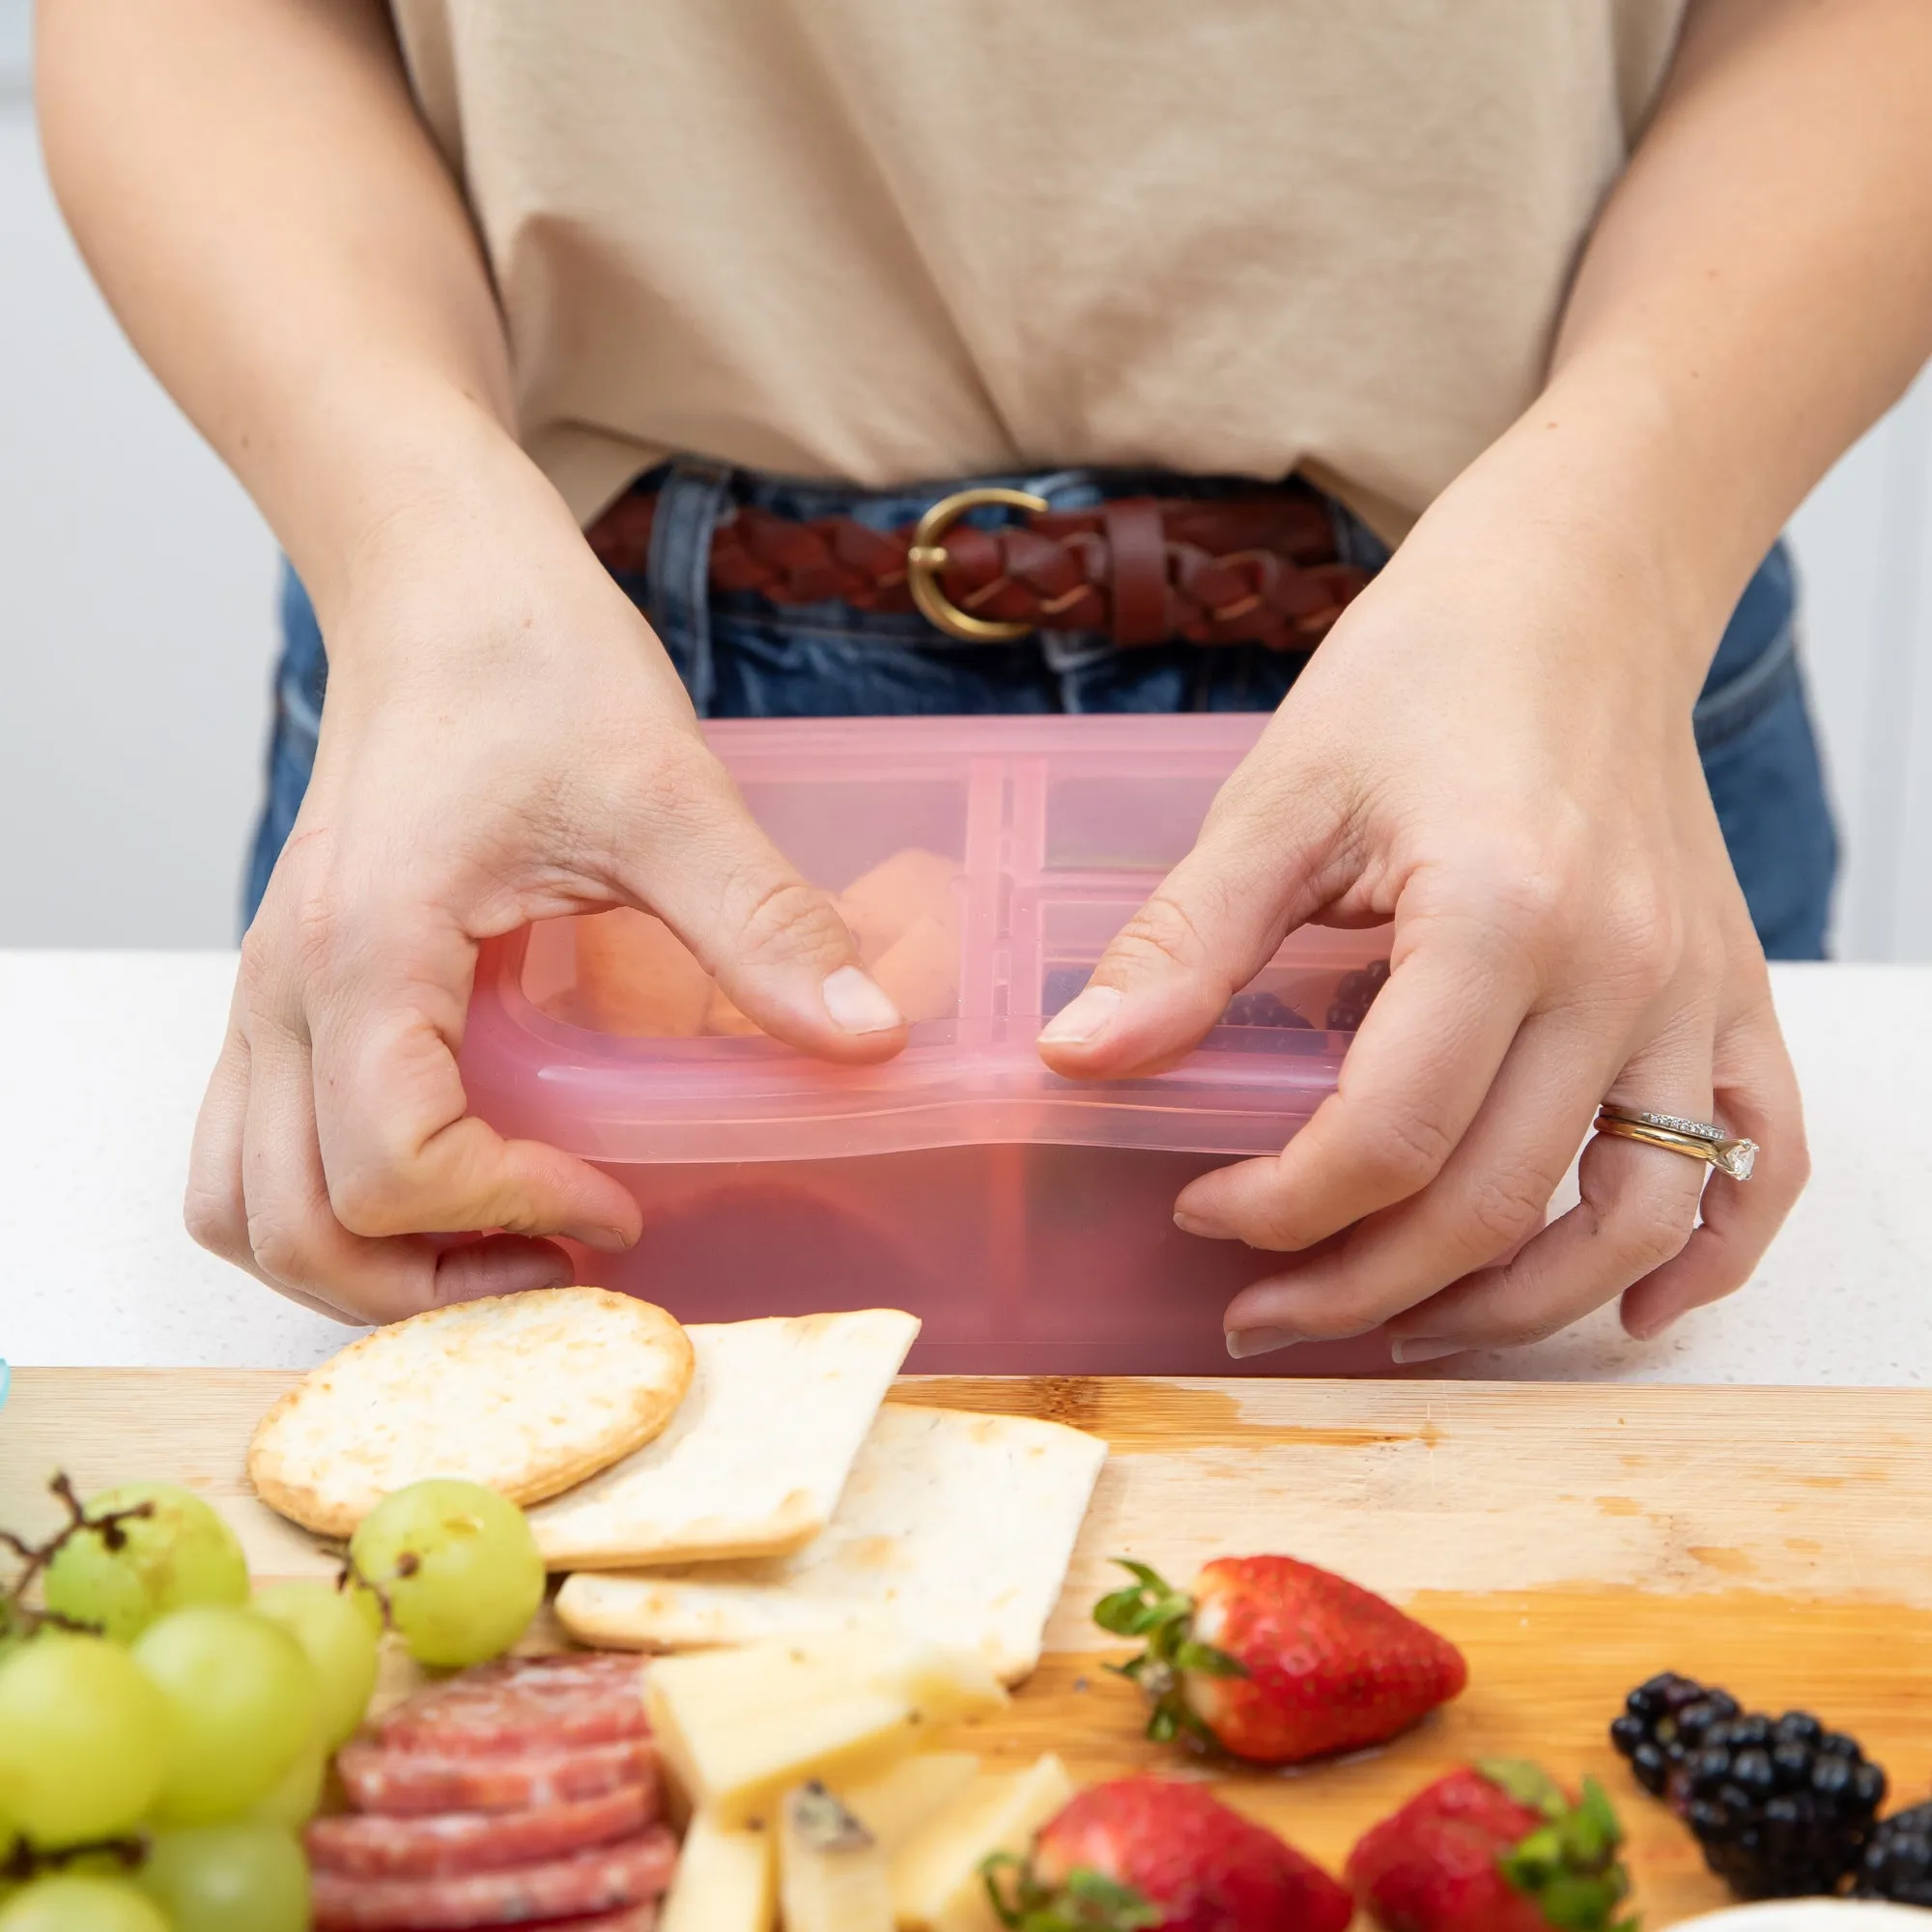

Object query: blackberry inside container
[1041,964,1386,1052]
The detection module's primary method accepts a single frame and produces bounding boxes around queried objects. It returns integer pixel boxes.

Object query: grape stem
[0,1832,147,1884]
[0,1470,155,1638]
[338,1550,397,1631]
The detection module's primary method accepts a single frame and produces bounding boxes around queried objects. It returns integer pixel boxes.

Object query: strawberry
[983,1775,1353,1932]
[1347,1760,1636,1932]
[1094,1555,1467,1763]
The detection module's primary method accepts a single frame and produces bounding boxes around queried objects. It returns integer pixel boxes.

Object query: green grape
[349,1479,544,1667]
[136,1822,309,1932]
[131,1606,316,1826]
[10,1853,128,1887]
[0,1634,169,1848]
[252,1577,380,1747]
[247,1735,326,1828]
[43,1483,248,1644]
[0,1876,171,1932]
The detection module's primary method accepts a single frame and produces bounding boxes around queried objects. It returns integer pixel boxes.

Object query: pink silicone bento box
[461,715,1395,1376]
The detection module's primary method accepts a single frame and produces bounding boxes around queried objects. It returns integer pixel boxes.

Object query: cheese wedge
[658,1809,775,1932]
[891,1755,1075,1932]
[644,1633,1006,1829]
[840,1752,980,1859]
[780,1783,895,1932]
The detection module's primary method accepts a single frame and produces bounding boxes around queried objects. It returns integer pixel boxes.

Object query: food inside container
[461,714,1395,1375]
[551,842,968,1039]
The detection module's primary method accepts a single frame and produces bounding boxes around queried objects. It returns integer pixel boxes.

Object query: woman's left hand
[1035,425,1807,1364]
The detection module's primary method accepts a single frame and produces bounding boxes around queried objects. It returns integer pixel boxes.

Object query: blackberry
[1855,1801,1932,1904]
[1679,1710,1886,1898]
[1041,966,1090,1017]
[1610,1671,1742,1800]
[1218,991,1313,1030]
[1326,958,1390,1031]
[1042,968,1322,1047]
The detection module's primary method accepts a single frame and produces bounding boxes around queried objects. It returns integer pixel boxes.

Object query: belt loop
[645,458,733,716]
[1101,497,1171,648]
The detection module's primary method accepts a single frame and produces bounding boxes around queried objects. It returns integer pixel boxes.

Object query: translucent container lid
[461,715,1391,1164]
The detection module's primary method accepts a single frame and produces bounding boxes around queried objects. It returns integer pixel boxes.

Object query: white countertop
[0,952,1925,1383]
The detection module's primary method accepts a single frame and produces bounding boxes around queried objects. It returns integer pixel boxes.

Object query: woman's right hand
[184,461,907,1323]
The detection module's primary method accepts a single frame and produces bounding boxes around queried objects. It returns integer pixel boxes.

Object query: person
[37,2,1932,1360]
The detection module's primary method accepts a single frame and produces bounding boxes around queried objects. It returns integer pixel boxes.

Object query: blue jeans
[249,462,1838,956]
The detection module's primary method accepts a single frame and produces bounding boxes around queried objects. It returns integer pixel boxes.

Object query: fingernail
[1174,1209,1231,1239]
[1390,1337,1463,1365]
[1226,1326,1301,1360]
[1038,984,1122,1045]
[822,965,903,1034]
[569,1224,636,1254]
[1627,1313,1680,1343]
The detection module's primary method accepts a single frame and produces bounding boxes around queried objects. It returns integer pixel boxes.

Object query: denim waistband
[632,459,1387,701]
[629,456,1793,727]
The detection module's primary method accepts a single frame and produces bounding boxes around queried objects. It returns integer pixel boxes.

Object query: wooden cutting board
[6,1369,1930,1925]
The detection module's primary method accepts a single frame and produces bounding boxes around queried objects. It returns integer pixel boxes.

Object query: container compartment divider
[956,755,1009,1045]
[988,753,1049,1326]
[1003,754,1052,1035]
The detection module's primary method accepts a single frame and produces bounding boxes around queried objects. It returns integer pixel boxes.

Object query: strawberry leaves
[982,1852,1162,1931]
[1093,1560,1193,1639]
[1094,1557,1247,1747]
[1478,1761,1639,1932]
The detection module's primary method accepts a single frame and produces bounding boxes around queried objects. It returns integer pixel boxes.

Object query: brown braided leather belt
[586,481,1370,649]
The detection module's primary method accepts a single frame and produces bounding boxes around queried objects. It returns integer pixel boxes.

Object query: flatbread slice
[554,1403,1107,1682]
[527,1309,921,1570]
[248,1288,694,1538]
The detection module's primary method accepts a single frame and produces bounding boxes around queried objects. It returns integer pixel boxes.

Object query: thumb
[612,738,909,1065]
[1037,761,1344,1080]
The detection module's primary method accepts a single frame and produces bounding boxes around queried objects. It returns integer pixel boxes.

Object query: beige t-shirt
[391,1,1687,541]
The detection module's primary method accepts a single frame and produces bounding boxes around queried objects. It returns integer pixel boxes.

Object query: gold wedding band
[1593,1104,1758,1181]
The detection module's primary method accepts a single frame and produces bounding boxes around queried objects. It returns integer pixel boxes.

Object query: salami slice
[336,1736,656,1817]
[310,1826,677,1930]
[512,1911,658,1932]
[306,1781,654,1879]
[375,1653,649,1755]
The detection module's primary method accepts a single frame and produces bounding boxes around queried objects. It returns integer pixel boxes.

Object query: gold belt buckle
[905,487,1048,642]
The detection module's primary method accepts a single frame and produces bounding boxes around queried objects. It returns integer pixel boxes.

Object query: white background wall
[1787,378,1932,960]
[2,7,279,950]
[2,7,1929,955]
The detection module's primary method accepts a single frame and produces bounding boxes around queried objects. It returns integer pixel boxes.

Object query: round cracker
[248,1288,694,1538]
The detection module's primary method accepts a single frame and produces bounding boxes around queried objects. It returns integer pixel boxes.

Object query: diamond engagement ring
[1593,1104,1758,1181]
